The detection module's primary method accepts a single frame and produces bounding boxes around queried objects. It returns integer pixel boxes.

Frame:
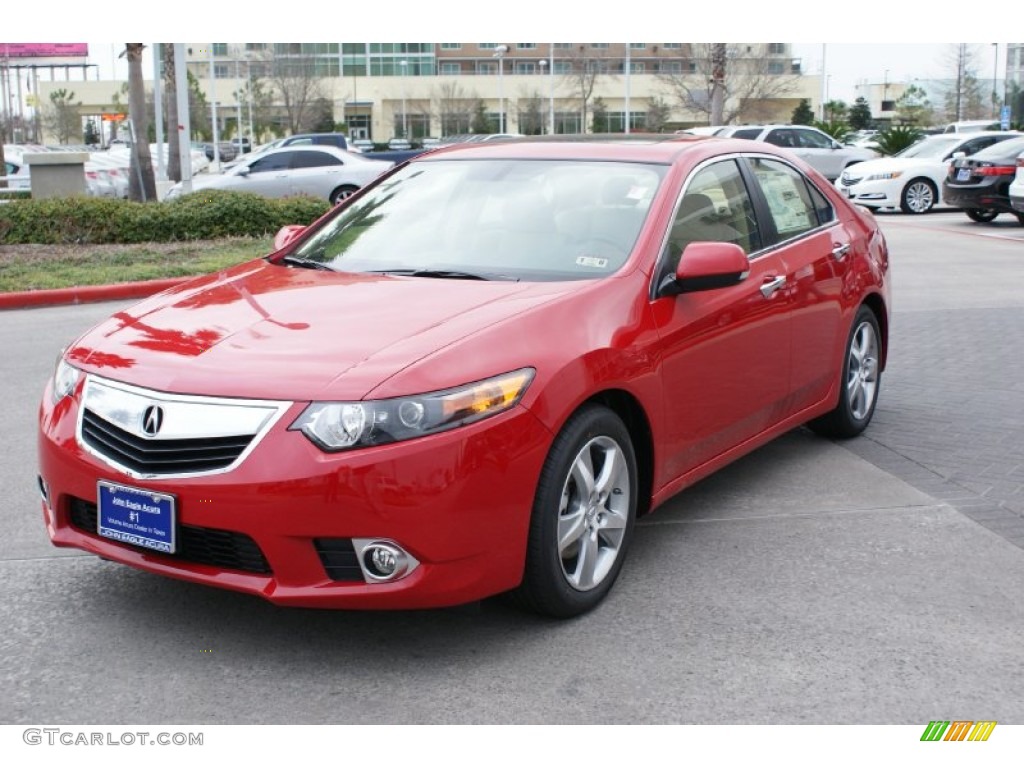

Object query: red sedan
[38,135,891,618]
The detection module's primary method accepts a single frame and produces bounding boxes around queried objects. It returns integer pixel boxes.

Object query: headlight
[866,171,903,181]
[291,368,535,452]
[52,354,80,403]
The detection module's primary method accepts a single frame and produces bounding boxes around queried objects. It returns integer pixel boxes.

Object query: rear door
[741,156,849,414]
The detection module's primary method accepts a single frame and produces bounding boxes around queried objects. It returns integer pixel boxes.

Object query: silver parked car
[716,124,877,181]
[164,146,394,204]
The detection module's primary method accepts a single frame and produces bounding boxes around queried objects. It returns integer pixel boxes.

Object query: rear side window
[290,151,343,169]
[731,128,762,141]
[746,157,834,242]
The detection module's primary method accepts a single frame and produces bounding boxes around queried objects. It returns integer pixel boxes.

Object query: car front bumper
[834,177,901,209]
[38,376,553,610]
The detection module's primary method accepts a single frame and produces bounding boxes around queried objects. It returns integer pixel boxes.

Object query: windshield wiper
[276,255,335,272]
[368,268,516,281]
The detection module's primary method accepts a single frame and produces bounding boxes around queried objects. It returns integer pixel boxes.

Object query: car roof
[410,133,716,164]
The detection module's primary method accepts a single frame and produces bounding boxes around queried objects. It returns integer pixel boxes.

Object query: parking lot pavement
[844,211,1024,551]
[1,210,1023,725]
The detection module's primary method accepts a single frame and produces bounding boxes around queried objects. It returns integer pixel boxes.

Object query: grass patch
[0,237,273,292]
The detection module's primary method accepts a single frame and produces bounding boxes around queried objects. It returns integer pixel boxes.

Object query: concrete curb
[0,278,190,311]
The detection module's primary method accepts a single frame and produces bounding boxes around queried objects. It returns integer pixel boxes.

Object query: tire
[808,306,882,439]
[510,404,637,618]
[329,185,359,205]
[966,208,999,223]
[1016,213,1024,226]
[899,178,937,214]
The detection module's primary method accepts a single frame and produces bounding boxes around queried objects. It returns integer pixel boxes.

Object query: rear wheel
[330,185,359,205]
[510,404,637,618]
[808,306,881,439]
[899,178,937,214]
[966,208,999,223]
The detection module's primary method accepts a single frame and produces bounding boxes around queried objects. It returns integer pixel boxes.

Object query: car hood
[67,259,579,401]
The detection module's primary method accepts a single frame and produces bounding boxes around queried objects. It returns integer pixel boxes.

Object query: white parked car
[1009,149,1024,216]
[716,124,878,181]
[836,131,1021,214]
[164,145,394,204]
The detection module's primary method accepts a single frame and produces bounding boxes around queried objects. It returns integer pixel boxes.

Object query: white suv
[717,124,877,181]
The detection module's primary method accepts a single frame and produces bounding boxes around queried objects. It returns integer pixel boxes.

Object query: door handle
[831,243,851,261]
[760,275,786,298]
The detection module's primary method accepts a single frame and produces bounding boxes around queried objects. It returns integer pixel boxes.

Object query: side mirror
[657,242,749,297]
[273,224,306,251]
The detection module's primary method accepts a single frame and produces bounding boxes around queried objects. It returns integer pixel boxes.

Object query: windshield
[286,158,667,281]
[896,137,962,159]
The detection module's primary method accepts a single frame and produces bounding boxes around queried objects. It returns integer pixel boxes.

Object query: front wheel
[330,185,359,205]
[510,405,637,618]
[966,208,999,223]
[808,306,882,439]
[900,178,937,214]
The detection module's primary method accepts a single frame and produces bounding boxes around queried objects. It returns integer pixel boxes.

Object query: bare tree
[433,81,478,136]
[560,45,614,133]
[124,44,156,201]
[941,44,988,122]
[259,46,327,134]
[659,43,801,125]
[40,88,82,144]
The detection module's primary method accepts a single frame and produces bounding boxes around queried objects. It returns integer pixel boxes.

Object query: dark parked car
[942,135,1024,223]
[197,142,237,163]
[277,133,352,151]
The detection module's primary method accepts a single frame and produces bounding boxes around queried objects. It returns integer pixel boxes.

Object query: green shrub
[0,191,330,245]
[872,125,924,156]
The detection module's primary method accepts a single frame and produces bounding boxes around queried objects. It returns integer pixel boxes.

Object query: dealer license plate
[956,168,971,182]
[97,481,176,554]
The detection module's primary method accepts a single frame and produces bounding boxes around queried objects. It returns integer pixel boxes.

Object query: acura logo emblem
[141,405,164,437]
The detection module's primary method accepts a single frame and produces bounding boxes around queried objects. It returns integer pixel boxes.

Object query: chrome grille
[77,375,291,479]
[81,409,254,475]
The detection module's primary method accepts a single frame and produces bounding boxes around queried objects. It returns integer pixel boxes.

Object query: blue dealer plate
[956,168,971,182]
[97,481,176,554]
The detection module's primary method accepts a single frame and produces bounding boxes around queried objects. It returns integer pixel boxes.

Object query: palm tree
[125,43,157,201]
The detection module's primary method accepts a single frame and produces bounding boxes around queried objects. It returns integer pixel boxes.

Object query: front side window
[287,159,667,282]
[746,158,832,241]
[663,159,761,270]
[247,153,292,173]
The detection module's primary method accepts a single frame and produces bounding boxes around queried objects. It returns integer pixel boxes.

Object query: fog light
[352,538,420,583]
[370,546,398,576]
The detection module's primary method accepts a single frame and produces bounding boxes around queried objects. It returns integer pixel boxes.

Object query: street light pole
[548,43,555,135]
[538,59,548,133]
[493,45,508,133]
[400,59,408,138]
